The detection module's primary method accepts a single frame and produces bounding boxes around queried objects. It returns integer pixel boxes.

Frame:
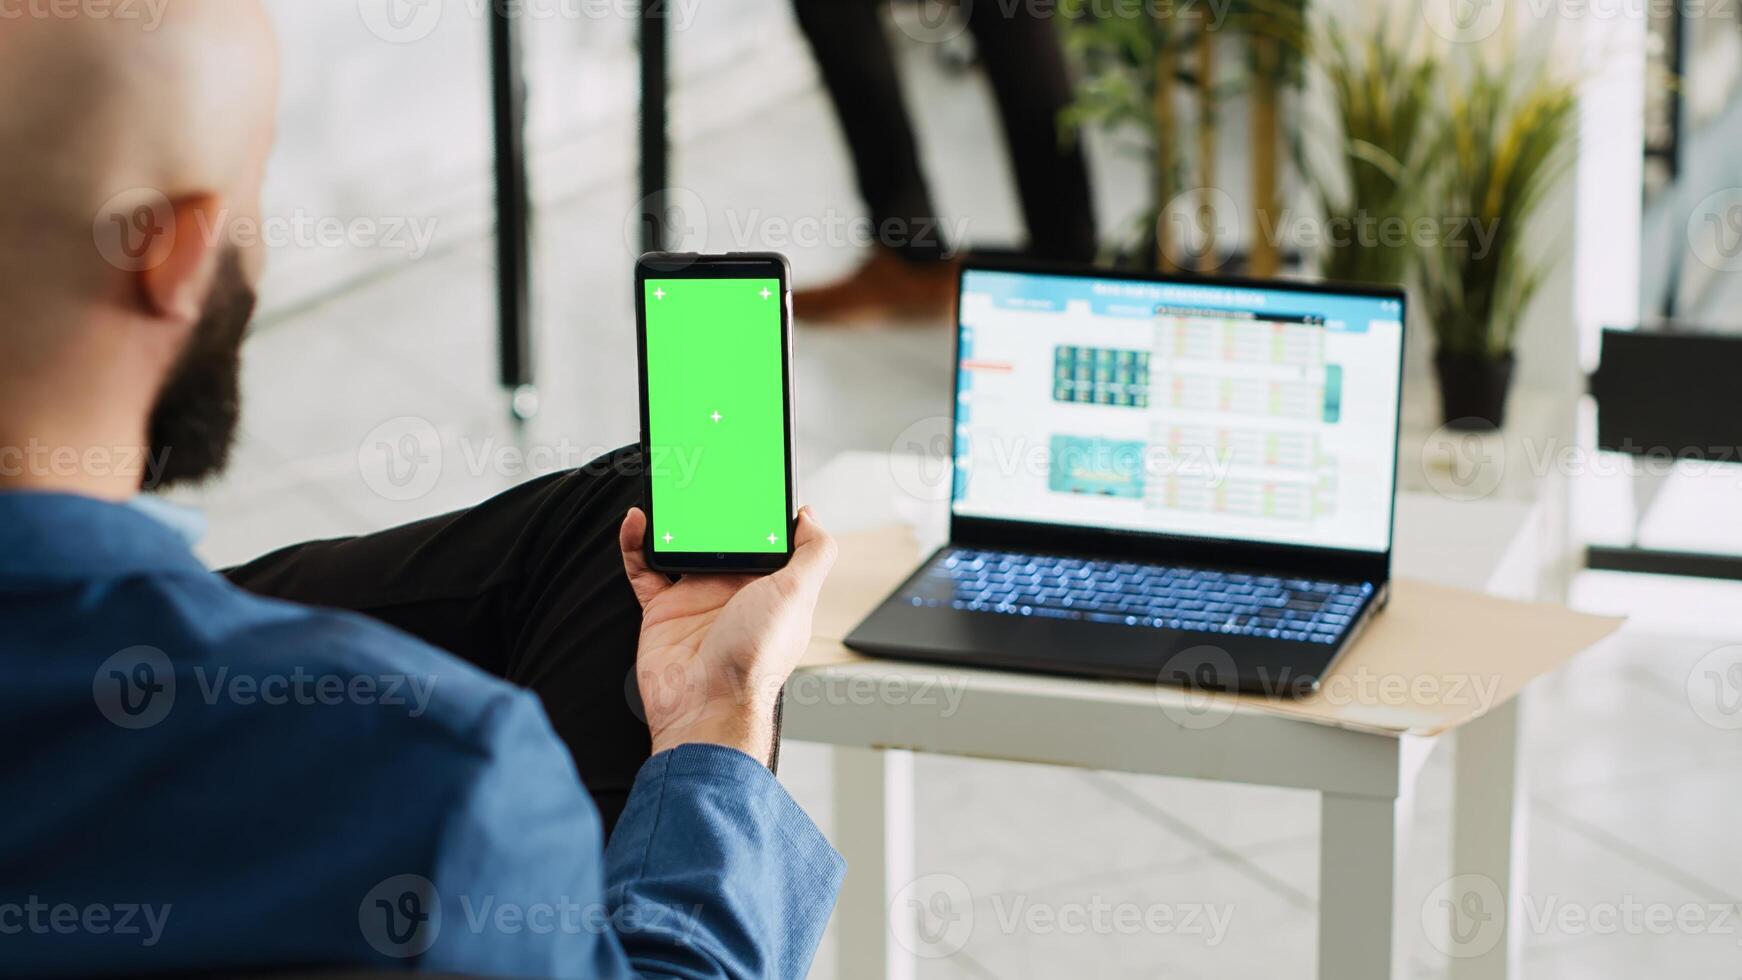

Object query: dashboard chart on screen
[951,269,1405,554]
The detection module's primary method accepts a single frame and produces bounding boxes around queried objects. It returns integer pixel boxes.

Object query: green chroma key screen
[644,277,790,554]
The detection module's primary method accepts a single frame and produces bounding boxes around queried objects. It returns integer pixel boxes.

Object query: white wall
[255,0,810,317]
[255,0,1646,409]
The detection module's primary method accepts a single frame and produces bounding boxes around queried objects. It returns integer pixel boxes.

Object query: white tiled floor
[170,21,1742,980]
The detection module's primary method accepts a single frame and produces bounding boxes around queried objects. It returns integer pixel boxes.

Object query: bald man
[0,4,844,977]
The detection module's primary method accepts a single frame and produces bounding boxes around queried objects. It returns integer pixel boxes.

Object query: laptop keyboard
[900,548,1373,645]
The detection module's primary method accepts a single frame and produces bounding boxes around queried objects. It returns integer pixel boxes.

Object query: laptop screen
[950,268,1405,554]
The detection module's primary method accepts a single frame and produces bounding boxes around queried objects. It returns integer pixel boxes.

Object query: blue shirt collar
[126,495,209,547]
[0,492,211,585]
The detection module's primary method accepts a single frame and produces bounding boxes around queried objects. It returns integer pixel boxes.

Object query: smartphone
[635,252,797,574]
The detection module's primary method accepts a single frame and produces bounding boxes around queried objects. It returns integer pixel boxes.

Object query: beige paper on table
[801,526,1625,738]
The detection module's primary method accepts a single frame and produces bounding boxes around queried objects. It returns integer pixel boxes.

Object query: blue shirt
[0,492,844,977]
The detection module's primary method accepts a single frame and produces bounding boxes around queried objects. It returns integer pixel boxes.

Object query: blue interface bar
[961,269,1403,334]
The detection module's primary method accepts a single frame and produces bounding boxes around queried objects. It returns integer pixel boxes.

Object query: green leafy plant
[1057,0,1200,268]
[1058,0,1307,272]
[1237,0,1309,276]
[1304,24,1442,286]
[1419,63,1578,359]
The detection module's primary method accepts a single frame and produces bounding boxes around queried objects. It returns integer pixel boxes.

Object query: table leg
[1319,790,1397,980]
[832,746,916,980]
[1448,698,1525,980]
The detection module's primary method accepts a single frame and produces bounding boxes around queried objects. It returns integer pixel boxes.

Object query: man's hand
[619,507,839,766]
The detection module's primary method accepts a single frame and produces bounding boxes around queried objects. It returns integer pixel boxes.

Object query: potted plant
[1058,0,1306,274]
[1419,61,1578,430]
[1239,0,1309,277]
[1058,0,1197,270]
[1302,23,1442,287]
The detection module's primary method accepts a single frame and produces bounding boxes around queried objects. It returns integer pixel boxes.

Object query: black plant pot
[1434,351,1515,431]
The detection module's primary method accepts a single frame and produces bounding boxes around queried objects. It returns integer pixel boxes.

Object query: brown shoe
[793,247,960,326]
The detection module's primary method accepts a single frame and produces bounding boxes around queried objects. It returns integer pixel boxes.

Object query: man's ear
[138,193,225,327]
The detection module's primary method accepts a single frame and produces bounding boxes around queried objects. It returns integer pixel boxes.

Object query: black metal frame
[639,0,668,256]
[1585,327,1742,582]
[1586,545,1742,582]
[488,0,669,418]
[489,2,533,410]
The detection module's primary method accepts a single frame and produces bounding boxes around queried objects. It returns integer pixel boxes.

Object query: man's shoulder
[67,565,597,847]
[0,566,610,976]
[103,565,537,751]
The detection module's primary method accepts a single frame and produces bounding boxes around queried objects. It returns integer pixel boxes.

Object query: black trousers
[792,0,1098,263]
[223,447,651,835]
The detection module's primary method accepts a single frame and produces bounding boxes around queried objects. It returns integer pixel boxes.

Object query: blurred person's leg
[964,2,1098,262]
[791,0,958,323]
[223,447,651,834]
[793,0,943,261]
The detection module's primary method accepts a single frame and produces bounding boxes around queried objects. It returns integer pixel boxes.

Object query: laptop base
[845,550,1377,699]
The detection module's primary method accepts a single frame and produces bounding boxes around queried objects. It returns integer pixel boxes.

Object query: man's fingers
[779,507,839,597]
[619,508,672,607]
[626,507,833,607]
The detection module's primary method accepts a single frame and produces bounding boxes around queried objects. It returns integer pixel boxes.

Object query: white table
[785,452,1546,980]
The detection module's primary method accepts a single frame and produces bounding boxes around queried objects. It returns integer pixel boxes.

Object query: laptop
[845,259,1407,697]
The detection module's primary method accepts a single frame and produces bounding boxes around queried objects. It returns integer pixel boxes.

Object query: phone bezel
[635,252,797,575]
